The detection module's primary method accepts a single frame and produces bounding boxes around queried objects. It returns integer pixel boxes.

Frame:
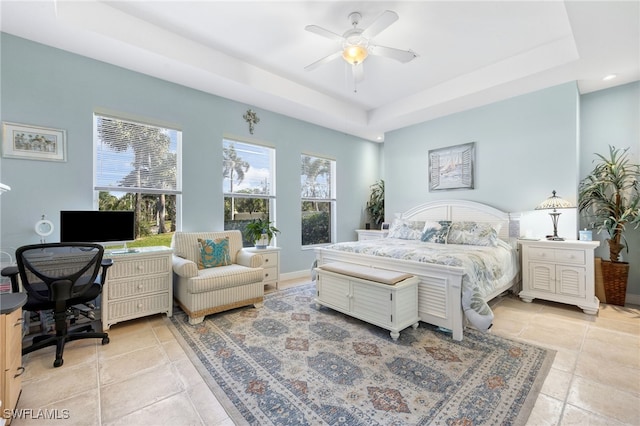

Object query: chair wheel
[102,337,110,345]
[54,359,63,368]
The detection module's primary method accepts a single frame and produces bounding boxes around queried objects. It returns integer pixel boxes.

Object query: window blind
[95,114,181,195]
[223,139,275,197]
[301,155,334,200]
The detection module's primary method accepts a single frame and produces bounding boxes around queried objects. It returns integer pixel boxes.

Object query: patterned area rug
[167,283,554,425]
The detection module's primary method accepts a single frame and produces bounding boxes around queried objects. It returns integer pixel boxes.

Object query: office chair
[1,243,113,367]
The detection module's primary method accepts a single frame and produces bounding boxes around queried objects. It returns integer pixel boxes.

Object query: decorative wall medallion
[243,109,260,134]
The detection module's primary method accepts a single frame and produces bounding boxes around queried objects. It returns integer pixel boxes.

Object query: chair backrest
[16,243,105,302]
[172,230,244,264]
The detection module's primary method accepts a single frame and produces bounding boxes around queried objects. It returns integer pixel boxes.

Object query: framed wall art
[428,142,475,191]
[2,122,67,162]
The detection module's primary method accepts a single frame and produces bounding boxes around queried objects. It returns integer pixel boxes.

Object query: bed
[315,199,521,341]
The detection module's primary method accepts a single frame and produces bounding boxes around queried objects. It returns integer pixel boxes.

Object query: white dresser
[245,246,280,289]
[356,229,389,241]
[102,246,173,329]
[519,239,600,314]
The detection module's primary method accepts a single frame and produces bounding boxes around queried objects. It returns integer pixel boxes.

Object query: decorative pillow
[387,219,425,240]
[421,220,451,244]
[446,222,501,247]
[197,237,231,269]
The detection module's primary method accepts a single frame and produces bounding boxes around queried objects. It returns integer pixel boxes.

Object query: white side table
[519,239,600,314]
[356,229,389,241]
[245,247,280,289]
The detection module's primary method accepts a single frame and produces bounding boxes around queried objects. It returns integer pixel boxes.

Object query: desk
[102,246,173,329]
[1,293,26,425]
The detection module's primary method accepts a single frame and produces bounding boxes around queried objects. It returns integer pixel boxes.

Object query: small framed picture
[2,122,67,162]
[579,229,593,241]
[381,222,390,230]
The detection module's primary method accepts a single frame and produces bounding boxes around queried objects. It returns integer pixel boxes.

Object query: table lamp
[535,190,574,241]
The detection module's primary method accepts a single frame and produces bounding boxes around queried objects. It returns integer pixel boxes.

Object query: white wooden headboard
[398,199,518,241]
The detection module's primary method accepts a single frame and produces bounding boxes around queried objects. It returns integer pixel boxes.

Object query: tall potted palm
[578,145,640,305]
[366,179,385,229]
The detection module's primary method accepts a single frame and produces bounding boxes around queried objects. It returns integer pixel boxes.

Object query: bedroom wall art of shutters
[428,142,475,191]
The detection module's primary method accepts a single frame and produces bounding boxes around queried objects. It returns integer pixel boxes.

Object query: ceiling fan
[304,10,417,87]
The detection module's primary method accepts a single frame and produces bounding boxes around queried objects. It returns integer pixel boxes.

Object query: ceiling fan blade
[304,50,343,71]
[305,25,344,42]
[353,63,364,83]
[361,10,399,39]
[369,44,417,63]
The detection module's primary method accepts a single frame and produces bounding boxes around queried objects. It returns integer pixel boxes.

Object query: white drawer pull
[137,303,143,309]
[137,265,144,270]
[138,284,143,289]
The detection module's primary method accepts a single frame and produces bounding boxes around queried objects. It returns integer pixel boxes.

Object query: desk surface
[0,292,27,315]
[105,246,172,257]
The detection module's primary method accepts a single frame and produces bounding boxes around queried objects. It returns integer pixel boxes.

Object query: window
[223,139,275,246]
[94,113,181,239]
[301,154,335,246]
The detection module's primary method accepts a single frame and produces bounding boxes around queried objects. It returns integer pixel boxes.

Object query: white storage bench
[314,262,420,340]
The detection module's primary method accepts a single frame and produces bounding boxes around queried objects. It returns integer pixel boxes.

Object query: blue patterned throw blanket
[322,238,519,332]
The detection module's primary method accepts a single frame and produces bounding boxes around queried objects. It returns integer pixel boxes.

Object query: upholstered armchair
[171,230,264,324]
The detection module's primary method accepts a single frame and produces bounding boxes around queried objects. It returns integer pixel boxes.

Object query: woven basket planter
[600,260,629,306]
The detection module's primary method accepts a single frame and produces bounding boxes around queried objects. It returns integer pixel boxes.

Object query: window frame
[93,111,182,231]
[300,153,336,247]
[222,137,277,243]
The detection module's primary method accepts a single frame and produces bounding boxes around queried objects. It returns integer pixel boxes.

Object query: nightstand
[356,229,389,241]
[245,247,280,289]
[519,239,600,314]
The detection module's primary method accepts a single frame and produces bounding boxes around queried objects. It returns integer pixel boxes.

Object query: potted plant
[244,218,280,249]
[366,179,385,229]
[578,145,640,305]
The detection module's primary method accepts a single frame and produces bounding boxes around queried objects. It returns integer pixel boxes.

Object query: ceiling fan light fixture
[342,43,368,65]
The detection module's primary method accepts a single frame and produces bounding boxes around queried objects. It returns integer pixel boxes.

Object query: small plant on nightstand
[244,218,280,249]
[578,145,640,305]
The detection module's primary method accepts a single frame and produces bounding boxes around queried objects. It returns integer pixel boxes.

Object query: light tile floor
[8,279,640,425]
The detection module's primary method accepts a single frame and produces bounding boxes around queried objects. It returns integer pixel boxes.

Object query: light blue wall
[580,81,640,296]
[1,33,637,296]
[383,82,580,216]
[382,81,640,298]
[0,34,381,274]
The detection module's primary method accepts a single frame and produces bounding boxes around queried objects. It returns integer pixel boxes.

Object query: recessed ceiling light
[603,74,617,81]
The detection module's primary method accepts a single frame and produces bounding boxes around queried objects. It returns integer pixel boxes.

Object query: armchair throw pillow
[197,237,231,269]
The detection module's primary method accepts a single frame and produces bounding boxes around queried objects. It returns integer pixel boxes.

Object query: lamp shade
[535,190,573,210]
[342,44,368,65]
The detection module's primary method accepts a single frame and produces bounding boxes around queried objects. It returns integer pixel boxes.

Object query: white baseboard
[623,293,640,306]
[280,269,312,282]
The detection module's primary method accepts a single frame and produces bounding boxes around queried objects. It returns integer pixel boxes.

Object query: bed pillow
[421,220,451,244]
[447,222,501,247]
[387,218,425,240]
[197,237,231,269]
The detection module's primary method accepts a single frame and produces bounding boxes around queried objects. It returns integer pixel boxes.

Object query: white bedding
[322,238,519,331]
